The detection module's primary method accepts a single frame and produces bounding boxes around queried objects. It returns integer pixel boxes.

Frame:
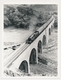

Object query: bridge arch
[38,40,42,53]
[42,35,46,45]
[29,48,36,64]
[49,28,51,35]
[19,60,28,73]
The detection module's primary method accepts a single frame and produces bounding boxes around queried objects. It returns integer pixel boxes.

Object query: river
[4,27,34,48]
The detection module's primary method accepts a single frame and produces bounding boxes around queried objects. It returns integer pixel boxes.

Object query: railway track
[4,43,30,67]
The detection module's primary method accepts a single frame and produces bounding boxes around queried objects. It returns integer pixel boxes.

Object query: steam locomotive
[26,31,39,44]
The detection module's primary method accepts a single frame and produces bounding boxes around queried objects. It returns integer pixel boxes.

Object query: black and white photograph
[3,4,58,77]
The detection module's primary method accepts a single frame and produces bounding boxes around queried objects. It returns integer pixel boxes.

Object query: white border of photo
[0,0,61,80]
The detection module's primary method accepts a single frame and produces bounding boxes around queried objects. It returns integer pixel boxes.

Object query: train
[26,16,54,44]
[26,31,39,44]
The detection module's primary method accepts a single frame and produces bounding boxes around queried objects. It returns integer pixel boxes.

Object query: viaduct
[4,16,55,74]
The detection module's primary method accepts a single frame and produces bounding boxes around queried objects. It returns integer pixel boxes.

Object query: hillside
[4,5,57,29]
[30,5,57,12]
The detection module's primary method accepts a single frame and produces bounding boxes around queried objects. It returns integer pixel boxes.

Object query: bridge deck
[4,16,54,68]
[4,42,30,67]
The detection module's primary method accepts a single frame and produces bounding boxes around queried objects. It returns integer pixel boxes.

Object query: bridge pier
[36,50,38,63]
[28,62,30,74]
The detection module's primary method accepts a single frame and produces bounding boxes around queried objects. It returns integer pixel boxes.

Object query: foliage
[4,16,12,28]
[4,5,57,29]
[38,11,51,21]
[17,6,34,16]
[4,5,32,28]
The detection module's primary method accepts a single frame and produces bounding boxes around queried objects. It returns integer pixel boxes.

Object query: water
[4,27,33,48]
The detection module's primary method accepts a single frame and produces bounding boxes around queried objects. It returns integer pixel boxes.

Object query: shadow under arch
[19,60,28,73]
[51,25,54,32]
[43,35,46,45]
[49,28,51,35]
[29,48,36,64]
[38,40,42,53]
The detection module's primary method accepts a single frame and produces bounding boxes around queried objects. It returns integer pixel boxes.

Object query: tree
[4,16,12,28]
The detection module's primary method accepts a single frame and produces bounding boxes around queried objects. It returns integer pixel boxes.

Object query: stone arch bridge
[4,16,55,74]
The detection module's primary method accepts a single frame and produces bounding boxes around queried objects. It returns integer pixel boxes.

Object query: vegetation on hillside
[4,5,57,29]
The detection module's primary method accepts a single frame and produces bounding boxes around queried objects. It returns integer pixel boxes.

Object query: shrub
[17,6,33,16]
